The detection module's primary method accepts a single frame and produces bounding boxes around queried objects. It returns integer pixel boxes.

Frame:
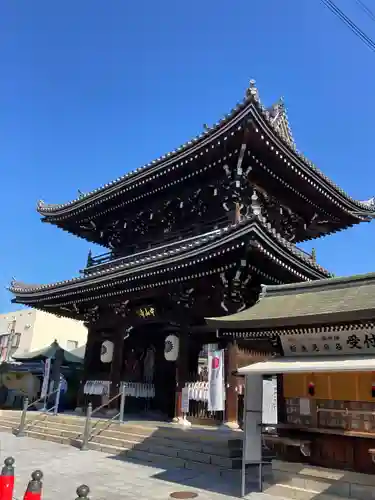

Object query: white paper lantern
[164,335,179,362]
[100,340,114,363]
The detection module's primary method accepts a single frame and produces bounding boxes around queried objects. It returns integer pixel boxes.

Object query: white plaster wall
[0,309,37,355]
[0,308,88,356]
[31,310,87,351]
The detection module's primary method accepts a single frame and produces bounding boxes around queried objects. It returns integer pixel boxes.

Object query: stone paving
[0,432,287,500]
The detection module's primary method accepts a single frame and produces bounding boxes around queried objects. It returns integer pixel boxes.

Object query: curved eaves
[250,104,375,217]
[9,215,331,302]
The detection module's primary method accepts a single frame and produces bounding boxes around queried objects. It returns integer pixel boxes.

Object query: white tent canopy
[237,355,375,375]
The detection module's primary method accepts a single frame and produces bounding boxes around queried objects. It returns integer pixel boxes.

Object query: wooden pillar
[277,374,286,424]
[224,341,240,429]
[109,328,125,406]
[174,331,189,421]
[76,325,96,409]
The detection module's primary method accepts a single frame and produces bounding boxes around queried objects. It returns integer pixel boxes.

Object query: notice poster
[181,387,190,414]
[40,358,51,399]
[299,398,311,416]
[262,378,278,425]
[207,349,225,412]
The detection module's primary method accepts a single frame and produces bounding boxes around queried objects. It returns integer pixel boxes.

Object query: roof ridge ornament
[359,196,375,208]
[251,189,262,216]
[246,79,259,100]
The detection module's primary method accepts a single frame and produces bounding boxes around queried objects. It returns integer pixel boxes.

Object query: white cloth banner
[207,349,225,412]
[41,358,51,399]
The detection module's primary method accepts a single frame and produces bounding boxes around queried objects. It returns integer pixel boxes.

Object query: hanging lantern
[100,340,114,363]
[308,381,315,397]
[164,335,179,362]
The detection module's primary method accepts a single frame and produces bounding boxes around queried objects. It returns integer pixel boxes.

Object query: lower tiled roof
[206,273,375,329]
[10,214,332,297]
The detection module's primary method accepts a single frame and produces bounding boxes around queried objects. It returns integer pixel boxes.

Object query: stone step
[262,482,348,500]
[22,423,83,440]
[0,423,14,433]
[270,472,351,498]
[19,429,80,447]
[80,440,234,474]
[3,411,243,446]
[0,410,243,443]
[91,427,242,456]
[270,461,375,500]
[88,433,242,468]
[17,417,241,450]
[3,416,244,470]
[25,420,83,432]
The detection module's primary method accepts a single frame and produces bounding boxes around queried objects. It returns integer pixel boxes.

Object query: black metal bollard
[75,484,90,499]
[23,470,43,500]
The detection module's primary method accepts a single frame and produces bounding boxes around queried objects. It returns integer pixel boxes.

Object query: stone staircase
[0,410,246,474]
[2,410,374,499]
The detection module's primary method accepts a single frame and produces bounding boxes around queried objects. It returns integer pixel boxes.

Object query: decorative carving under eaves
[157,200,177,234]
[169,286,196,309]
[113,300,131,318]
[79,220,97,233]
[100,220,123,250]
[221,142,253,222]
[60,303,81,316]
[279,208,301,242]
[254,186,303,242]
[132,210,151,236]
[306,212,332,231]
[220,261,252,313]
[187,189,208,217]
[83,305,100,323]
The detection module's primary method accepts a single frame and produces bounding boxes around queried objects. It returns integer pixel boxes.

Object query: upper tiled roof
[36,80,375,219]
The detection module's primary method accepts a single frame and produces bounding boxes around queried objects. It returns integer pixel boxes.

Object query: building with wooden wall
[207,273,375,473]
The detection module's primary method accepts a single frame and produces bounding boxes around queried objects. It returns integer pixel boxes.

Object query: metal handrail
[90,392,121,418]
[81,387,126,451]
[16,384,62,437]
[24,387,60,411]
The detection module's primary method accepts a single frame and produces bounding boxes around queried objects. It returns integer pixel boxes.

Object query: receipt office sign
[207,349,225,412]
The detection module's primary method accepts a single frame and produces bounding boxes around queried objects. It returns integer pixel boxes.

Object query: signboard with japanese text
[135,306,156,319]
[281,330,375,357]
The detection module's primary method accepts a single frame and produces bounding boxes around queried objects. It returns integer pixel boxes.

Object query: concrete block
[183,460,222,474]
[209,454,238,468]
[146,444,179,457]
[349,483,375,500]
[127,449,186,468]
[177,449,211,463]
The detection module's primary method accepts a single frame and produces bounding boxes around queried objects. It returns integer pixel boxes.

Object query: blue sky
[1,0,374,312]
